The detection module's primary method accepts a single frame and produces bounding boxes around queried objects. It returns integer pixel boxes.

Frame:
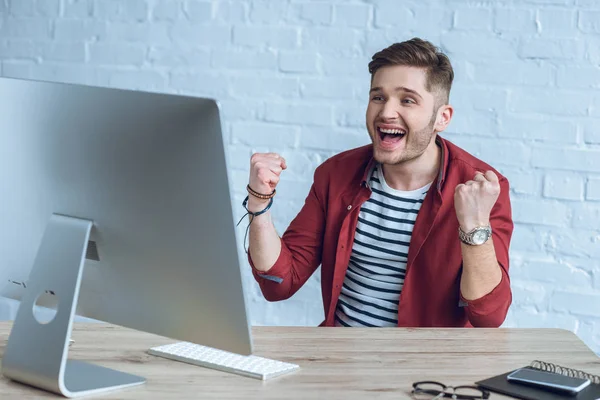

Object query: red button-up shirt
[249,136,513,328]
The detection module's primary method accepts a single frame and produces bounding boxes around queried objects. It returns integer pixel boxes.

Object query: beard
[371,110,438,166]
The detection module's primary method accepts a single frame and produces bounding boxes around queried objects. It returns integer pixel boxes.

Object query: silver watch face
[472,229,491,245]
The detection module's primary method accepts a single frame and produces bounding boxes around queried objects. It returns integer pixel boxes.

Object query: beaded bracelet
[246,184,276,200]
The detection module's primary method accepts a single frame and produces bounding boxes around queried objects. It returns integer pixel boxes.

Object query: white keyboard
[148,342,300,380]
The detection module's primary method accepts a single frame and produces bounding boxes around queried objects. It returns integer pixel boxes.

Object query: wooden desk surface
[0,322,599,399]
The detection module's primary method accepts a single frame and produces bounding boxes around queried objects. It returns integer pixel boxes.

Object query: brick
[212,50,276,70]
[519,38,584,60]
[511,281,548,308]
[511,259,591,289]
[152,0,184,21]
[476,139,531,167]
[102,22,171,45]
[249,0,288,24]
[494,8,536,33]
[54,20,107,41]
[301,78,356,99]
[499,115,577,144]
[334,104,367,128]
[413,6,453,31]
[508,224,545,251]
[35,0,60,17]
[169,72,230,98]
[471,61,554,86]
[290,3,332,25]
[509,89,591,116]
[447,111,498,136]
[543,171,585,200]
[63,0,94,18]
[230,76,300,98]
[300,28,363,56]
[537,8,577,35]
[7,0,34,16]
[170,24,230,46]
[442,32,518,61]
[546,230,600,258]
[218,99,263,121]
[28,63,101,85]
[0,40,37,60]
[108,69,166,91]
[572,203,600,230]
[264,103,333,126]
[532,147,600,173]
[587,177,600,201]
[0,18,51,39]
[214,1,247,23]
[503,310,578,331]
[511,198,570,226]
[226,146,253,170]
[300,127,370,152]
[592,96,600,118]
[551,291,600,317]
[557,66,600,89]
[453,7,493,31]
[183,0,213,23]
[1,61,33,79]
[579,10,600,33]
[374,3,413,29]
[333,4,371,28]
[89,43,146,66]
[94,0,148,22]
[279,52,318,73]
[320,54,368,77]
[40,42,86,63]
[233,26,298,49]
[232,122,299,148]
[148,45,210,68]
[450,85,508,112]
[501,168,541,196]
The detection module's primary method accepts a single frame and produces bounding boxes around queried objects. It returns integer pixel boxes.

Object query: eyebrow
[369,86,423,100]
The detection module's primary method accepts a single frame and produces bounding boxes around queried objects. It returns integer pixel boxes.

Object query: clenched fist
[248,153,287,206]
[454,170,501,232]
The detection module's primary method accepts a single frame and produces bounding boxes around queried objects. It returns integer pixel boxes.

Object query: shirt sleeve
[460,176,513,327]
[247,167,327,302]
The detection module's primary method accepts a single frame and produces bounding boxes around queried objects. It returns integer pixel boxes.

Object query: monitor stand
[1,214,145,398]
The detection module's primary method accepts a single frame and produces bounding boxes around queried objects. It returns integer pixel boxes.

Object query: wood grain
[0,322,598,399]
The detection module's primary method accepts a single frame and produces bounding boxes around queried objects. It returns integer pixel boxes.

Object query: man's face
[366,65,442,166]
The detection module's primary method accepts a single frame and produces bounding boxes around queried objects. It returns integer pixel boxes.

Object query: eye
[371,95,384,101]
[402,98,416,104]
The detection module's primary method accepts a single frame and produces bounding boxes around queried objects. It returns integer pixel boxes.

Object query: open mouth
[377,127,406,144]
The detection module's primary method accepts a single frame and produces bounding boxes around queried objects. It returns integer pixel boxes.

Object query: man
[243,38,513,328]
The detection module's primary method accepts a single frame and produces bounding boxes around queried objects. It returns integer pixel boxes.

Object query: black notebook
[475,361,600,400]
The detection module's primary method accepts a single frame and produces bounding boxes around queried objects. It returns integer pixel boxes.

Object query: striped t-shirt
[334,165,431,327]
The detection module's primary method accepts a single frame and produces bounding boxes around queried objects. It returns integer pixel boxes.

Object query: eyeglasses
[411,381,490,399]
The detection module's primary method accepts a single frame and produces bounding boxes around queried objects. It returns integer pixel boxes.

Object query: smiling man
[243,38,513,328]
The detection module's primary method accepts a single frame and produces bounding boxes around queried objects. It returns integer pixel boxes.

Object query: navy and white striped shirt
[334,165,431,327]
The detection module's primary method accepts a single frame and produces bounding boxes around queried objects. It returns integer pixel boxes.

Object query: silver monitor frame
[0,77,253,397]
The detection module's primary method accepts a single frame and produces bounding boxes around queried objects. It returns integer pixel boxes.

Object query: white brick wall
[1,0,599,355]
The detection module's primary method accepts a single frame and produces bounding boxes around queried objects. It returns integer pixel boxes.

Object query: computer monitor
[0,77,253,397]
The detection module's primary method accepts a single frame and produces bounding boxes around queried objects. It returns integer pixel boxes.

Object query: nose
[379,98,400,120]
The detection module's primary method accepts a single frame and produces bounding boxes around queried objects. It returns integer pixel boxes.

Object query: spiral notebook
[475,360,600,400]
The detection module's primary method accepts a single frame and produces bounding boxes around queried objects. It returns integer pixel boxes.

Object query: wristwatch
[458,225,492,246]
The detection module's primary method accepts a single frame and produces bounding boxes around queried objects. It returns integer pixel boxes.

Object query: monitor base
[1,214,145,398]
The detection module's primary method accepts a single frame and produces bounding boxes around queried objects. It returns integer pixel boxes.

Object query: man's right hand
[247,152,287,212]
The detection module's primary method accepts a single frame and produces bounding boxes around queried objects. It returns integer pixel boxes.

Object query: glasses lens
[413,383,444,399]
[454,387,485,398]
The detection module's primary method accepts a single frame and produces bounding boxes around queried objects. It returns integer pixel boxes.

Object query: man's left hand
[454,170,501,232]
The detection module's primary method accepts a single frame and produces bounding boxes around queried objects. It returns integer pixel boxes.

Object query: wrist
[459,219,490,232]
[246,196,271,213]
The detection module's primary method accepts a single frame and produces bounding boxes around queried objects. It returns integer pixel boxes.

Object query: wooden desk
[0,322,598,399]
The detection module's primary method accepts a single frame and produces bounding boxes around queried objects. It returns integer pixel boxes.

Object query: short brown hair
[368,38,454,105]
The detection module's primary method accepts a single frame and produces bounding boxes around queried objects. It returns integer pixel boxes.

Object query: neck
[381,138,441,191]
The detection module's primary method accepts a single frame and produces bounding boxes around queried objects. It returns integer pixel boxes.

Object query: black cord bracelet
[236,196,274,253]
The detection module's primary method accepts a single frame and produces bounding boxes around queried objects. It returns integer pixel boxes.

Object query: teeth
[379,128,406,135]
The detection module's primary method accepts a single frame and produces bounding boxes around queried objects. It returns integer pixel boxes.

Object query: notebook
[475,361,600,400]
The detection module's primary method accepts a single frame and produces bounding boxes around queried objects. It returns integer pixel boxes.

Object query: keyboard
[147,342,300,380]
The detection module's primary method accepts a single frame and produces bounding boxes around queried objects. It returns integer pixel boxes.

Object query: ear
[434,104,453,133]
